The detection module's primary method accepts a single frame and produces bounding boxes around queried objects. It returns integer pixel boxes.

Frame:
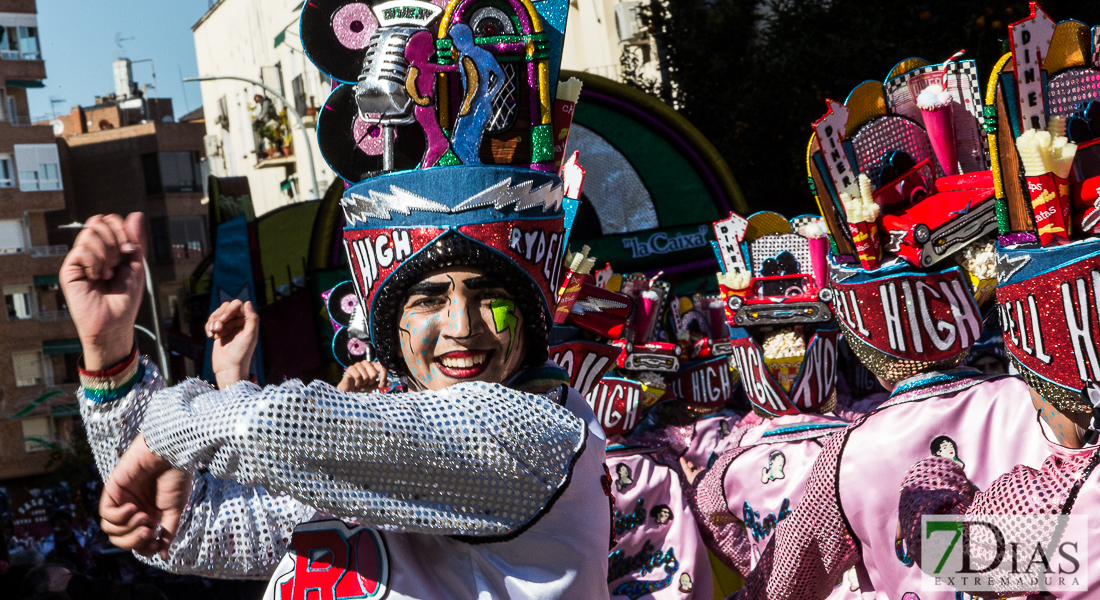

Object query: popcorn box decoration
[1025,173,1071,245]
[727,327,839,417]
[967,272,997,307]
[764,356,804,393]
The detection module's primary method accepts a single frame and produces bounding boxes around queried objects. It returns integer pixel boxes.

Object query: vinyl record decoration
[301,0,572,185]
[322,280,373,368]
[326,280,360,328]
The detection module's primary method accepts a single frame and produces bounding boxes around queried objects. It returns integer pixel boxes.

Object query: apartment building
[192,0,336,216]
[560,0,663,85]
[48,94,208,383]
[0,0,80,483]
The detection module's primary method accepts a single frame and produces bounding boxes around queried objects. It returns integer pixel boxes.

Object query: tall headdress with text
[807,53,996,382]
[300,0,581,371]
[714,211,838,416]
[988,3,1100,414]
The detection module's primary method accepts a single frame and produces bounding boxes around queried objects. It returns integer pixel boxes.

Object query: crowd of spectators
[1,509,266,600]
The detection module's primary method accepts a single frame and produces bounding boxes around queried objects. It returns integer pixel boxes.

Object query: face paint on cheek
[490,299,518,358]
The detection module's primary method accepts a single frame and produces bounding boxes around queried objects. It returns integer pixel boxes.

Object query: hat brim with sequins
[342,165,566,368]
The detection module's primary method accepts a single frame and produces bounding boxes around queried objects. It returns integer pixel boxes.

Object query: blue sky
[28,0,210,121]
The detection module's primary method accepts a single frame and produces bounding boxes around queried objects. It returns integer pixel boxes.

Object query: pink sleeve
[688,445,755,576]
[898,451,1099,598]
[739,430,860,600]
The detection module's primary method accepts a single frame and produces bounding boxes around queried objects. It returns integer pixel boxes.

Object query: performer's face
[398,267,527,391]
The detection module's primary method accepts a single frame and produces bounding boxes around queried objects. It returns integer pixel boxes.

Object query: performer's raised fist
[338,360,389,393]
[60,214,146,371]
[99,433,191,561]
[206,299,259,389]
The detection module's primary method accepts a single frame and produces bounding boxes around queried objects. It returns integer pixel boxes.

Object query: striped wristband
[79,346,142,403]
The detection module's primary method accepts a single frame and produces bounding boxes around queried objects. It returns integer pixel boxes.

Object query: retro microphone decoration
[353,1,442,171]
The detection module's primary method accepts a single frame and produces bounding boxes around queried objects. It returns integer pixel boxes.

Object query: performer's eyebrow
[406,281,452,297]
[463,276,506,290]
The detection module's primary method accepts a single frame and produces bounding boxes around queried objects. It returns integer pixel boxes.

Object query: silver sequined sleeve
[141,377,588,537]
[79,359,316,579]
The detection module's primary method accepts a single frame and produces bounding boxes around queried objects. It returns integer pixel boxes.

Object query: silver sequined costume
[80,358,605,591]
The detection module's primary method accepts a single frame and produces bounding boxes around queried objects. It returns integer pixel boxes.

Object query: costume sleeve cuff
[79,346,142,403]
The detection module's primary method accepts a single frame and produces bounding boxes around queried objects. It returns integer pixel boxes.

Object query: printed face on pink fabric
[398,267,527,390]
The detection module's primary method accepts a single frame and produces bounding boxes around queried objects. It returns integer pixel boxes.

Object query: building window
[0,155,13,187]
[0,26,39,60]
[12,350,43,387]
[0,218,24,254]
[4,285,33,320]
[143,152,201,195]
[151,216,207,262]
[21,416,52,452]
[170,216,206,259]
[0,27,17,60]
[292,74,307,116]
[14,144,62,191]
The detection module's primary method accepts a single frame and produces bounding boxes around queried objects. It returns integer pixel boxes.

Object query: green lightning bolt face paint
[397,268,527,391]
[491,298,518,358]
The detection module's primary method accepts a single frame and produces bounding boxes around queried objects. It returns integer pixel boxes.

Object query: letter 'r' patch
[266,520,389,600]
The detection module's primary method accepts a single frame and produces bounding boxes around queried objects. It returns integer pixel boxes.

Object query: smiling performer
[62,1,609,598]
[736,53,1052,600]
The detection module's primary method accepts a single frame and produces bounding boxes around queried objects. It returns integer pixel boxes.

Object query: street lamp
[57,223,171,381]
[184,75,321,201]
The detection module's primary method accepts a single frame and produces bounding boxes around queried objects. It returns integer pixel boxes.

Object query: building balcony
[0,120,55,147]
[28,244,66,257]
[0,57,46,83]
[0,187,64,215]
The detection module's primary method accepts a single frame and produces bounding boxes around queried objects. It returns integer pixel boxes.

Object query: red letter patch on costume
[278,520,389,600]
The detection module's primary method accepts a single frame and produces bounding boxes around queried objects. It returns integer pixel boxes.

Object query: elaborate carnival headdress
[714,211,839,417]
[807,49,997,383]
[988,3,1100,414]
[300,0,589,371]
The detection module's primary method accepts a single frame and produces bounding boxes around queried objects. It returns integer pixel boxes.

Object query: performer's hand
[206,299,259,389]
[338,360,388,393]
[680,457,705,485]
[60,214,146,371]
[100,434,192,560]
